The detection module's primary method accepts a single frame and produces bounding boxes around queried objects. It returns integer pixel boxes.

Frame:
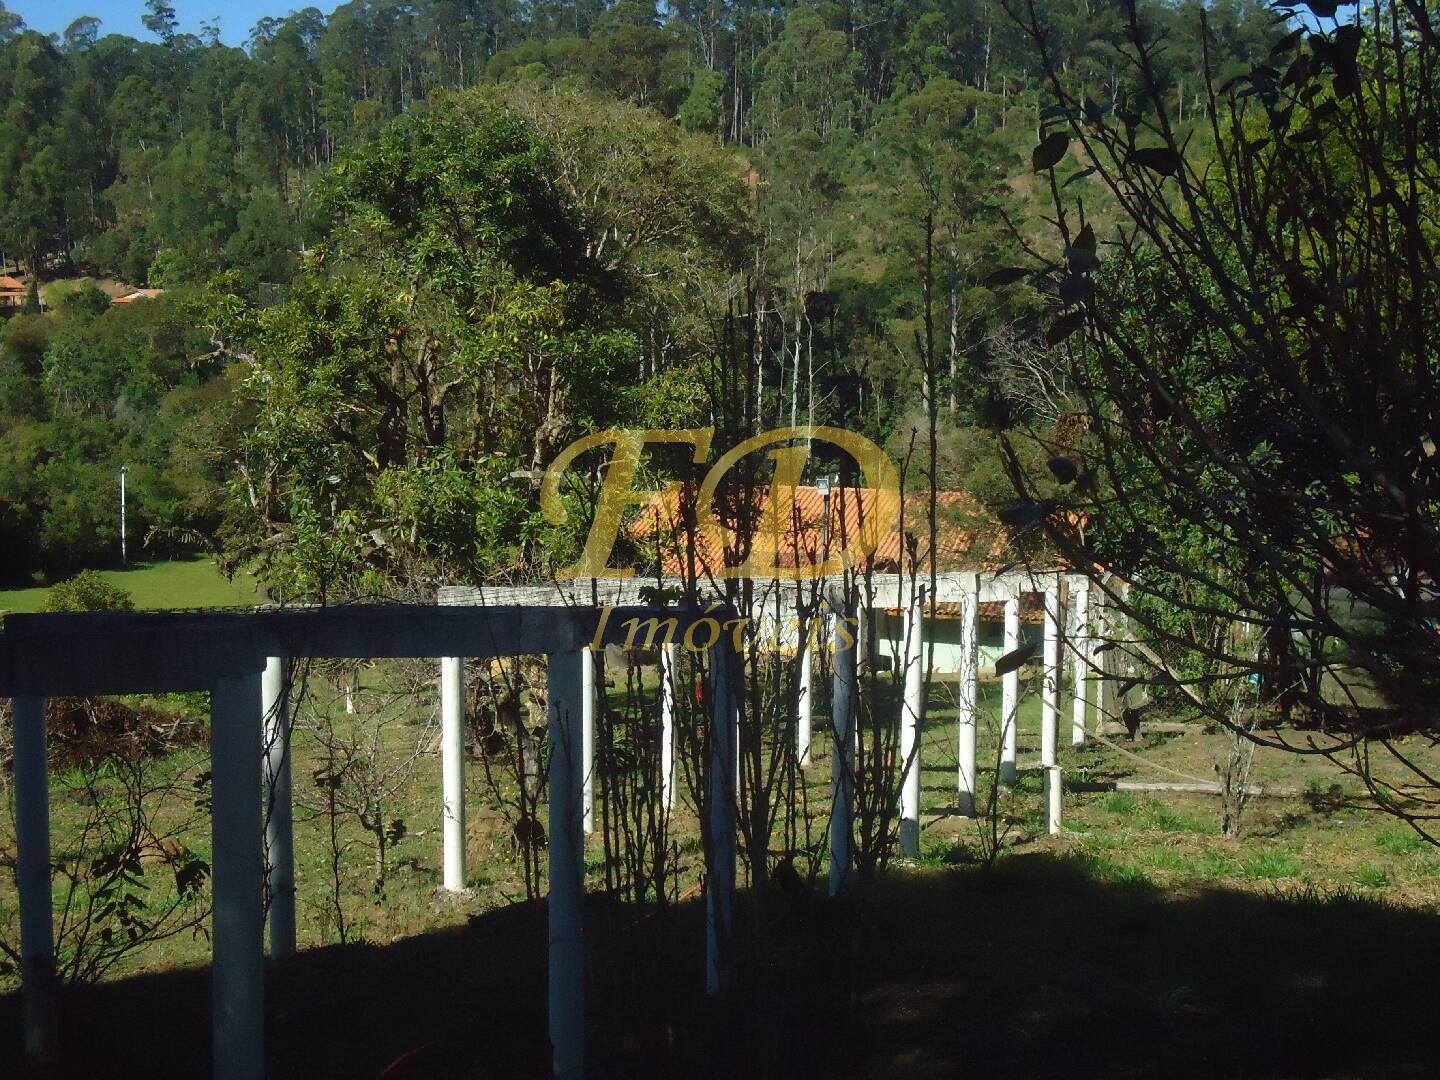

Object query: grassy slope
[0,557,262,613]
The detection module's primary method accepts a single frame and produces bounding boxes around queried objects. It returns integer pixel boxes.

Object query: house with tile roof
[112,288,164,304]
[0,274,32,308]
[632,483,1059,674]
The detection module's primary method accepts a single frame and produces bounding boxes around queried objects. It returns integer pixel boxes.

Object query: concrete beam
[1,600,740,1080]
[822,570,1070,610]
[0,605,726,696]
[582,648,598,835]
[796,630,814,769]
[660,643,678,810]
[1071,585,1090,748]
[956,584,979,818]
[1042,579,1064,836]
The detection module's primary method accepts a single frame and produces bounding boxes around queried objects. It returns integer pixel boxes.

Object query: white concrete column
[262,657,295,958]
[1000,595,1021,787]
[957,583,979,818]
[582,647,597,835]
[1094,588,1117,724]
[1042,579,1064,836]
[440,656,467,891]
[1071,584,1090,748]
[899,586,925,856]
[13,695,56,1057]
[828,611,857,897]
[547,650,586,1080]
[854,606,869,672]
[706,641,738,996]
[659,642,677,811]
[796,630,813,768]
[211,671,266,1080]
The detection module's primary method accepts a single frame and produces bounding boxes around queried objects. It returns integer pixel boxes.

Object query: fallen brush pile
[1,696,208,771]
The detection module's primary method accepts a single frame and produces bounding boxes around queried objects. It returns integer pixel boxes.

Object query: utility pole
[119,466,127,567]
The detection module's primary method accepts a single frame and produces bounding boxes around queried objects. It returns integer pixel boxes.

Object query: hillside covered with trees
[0,0,1282,585]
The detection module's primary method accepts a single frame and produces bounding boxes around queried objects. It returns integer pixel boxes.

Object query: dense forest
[0,0,1282,587]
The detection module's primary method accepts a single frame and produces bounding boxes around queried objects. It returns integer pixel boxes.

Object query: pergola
[1,603,727,1080]
[435,569,1105,869]
[3,569,1110,1079]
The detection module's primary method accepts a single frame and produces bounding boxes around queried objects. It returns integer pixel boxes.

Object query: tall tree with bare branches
[1000,1,1440,840]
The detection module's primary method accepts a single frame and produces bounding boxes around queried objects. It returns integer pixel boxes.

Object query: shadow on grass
[3,853,1438,1078]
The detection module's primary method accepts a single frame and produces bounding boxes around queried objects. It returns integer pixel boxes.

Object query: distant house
[632,483,1054,674]
[0,275,32,308]
[112,288,164,304]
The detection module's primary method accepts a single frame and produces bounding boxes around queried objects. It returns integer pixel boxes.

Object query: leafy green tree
[62,16,101,53]
[0,2,22,44]
[587,1,686,110]
[222,83,753,596]
[60,283,111,319]
[751,9,865,145]
[141,0,178,46]
[224,94,629,596]
[677,66,724,133]
[0,287,231,575]
[0,32,67,270]
[0,0,1288,590]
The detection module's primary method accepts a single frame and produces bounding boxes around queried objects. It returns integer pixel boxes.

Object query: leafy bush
[42,569,134,612]
[54,282,112,319]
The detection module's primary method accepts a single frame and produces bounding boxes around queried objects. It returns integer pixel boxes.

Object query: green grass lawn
[0,557,262,613]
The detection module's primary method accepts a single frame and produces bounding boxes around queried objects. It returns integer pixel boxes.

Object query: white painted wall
[870,611,1043,675]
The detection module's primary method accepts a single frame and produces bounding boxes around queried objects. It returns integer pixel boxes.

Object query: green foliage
[1353,864,1389,889]
[1375,828,1428,857]
[1099,790,1144,816]
[1241,850,1304,881]
[225,93,632,594]
[0,0,1282,592]
[677,68,724,134]
[0,289,233,577]
[1014,5,1440,738]
[0,0,1276,286]
[57,282,111,319]
[43,568,134,611]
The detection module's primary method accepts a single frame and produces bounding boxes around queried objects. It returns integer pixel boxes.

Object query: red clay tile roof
[880,596,1049,623]
[632,484,1014,578]
[0,275,25,291]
